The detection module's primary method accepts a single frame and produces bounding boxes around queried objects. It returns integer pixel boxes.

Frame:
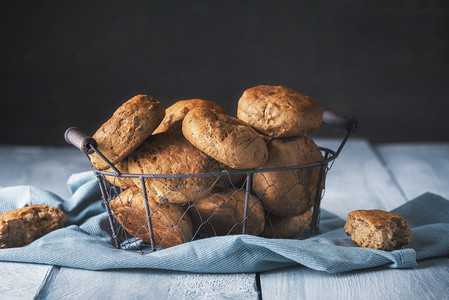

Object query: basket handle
[64,127,97,154]
[323,110,359,133]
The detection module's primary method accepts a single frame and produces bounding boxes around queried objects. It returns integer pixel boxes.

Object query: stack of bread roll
[89,86,325,248]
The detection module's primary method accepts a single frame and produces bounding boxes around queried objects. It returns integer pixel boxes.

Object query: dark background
[1,0,448,145]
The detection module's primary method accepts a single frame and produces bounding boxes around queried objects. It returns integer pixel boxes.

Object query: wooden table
[1,139,448,299]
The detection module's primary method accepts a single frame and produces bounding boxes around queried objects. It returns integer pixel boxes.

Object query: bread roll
[187,188,265,237]
[344,209,411,251]
[110,188,193,248]
[252,136,324,217]
[128,132,221,204]
[182,108,268,169]
[237,85,323,137]
[103,157,137,190]
[262,209,312,238]
[214,162,248,189]
[153,99,226,134]
[89,95,165,170]
[0,205,66,248]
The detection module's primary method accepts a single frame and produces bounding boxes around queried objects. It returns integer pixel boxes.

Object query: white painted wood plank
[0,262,53,300]
[260,257,449,300]
[0,146,91,199]
[376,143,449,200]
[315,138,407,219]
[46,268,259,300]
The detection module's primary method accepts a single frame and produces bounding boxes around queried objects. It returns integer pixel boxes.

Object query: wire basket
[65,110,358,253]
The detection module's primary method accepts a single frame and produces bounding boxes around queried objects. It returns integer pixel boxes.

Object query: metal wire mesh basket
[65,110,358,253]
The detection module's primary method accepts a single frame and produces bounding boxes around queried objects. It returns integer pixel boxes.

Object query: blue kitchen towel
[0,171,448,274]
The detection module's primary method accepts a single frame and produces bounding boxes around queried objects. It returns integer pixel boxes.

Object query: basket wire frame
[72,118,356,253]
[89,143,339,253]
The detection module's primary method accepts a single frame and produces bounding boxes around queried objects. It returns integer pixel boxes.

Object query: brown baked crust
[110,188,193,248]
[344,209,412,251]
[237,85,323,137]
[187,188,265,237]
[128,132,221,204]
[104,157,137,190]
[153,99,226,134]
[262,209,312,238]
[182,107,269,169]
[0,205,66,248]
[89,95,165,170]
[252,136,324,217]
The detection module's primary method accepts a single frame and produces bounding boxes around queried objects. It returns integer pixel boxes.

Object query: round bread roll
[153,99,226,134]
[110,188,193,248]
[187,188,265,237]
[237,85,323,138]
[89,94,165,170]
[182,108,269,169]
[262,209,312,238]
[103,157,137,190]
[252,136,324,217]
[128,132,221,204]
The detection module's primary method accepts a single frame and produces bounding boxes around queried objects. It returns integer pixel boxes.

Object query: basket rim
[94,147,336,179]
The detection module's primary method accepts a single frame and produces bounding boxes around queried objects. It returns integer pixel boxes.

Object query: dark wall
[1,0,448,145]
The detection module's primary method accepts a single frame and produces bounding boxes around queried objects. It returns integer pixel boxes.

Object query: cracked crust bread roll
[0,205,66,248]
[110,188,193,248]
[344,209,411,251]
[237,85,323,138]
[252,136,324,217]
[153,99,226,134]
[262,209,312,238]
[128,132,221,204]
[187,188,265,237]
[89,94,165,170]
[182,107,269,169]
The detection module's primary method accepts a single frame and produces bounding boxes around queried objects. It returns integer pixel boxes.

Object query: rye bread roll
[345,209,411,251]
[187,188,265,237]
[252,136,324,217]
[104,158,137,190]
[182,108,269,169]
[128,132,221,204]
[110,188,193,248]
[237,85,323,138]
[153,99,226,134]
[0,205,66,248]
[89,94,165,170]
[262,209,312,238]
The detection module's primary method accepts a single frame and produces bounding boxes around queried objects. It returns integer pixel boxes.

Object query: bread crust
[187,188,265,237]
[262,209,312,238]
[110,188,193,248]
[127,132,221,204]
[89,95,165,170]
[237,85,323,137]
[104,157,137,190]
[0,205,66,248]
[182,108,268,169]
[153,99,226,134]
[344,209,411,251]
[252,136,324,217]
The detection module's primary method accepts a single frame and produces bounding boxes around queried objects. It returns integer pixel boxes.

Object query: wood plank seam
[371,144,409,201]
[34,265,61,300]
[256,272,263,300]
